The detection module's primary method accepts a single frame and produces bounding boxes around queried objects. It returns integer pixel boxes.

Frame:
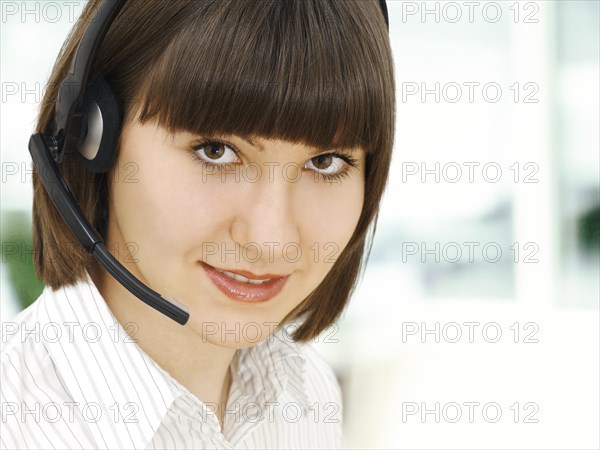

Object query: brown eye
[312,154,334,170]
[305,153,345,175]
[192,141,240,165]
[204,143,226,160]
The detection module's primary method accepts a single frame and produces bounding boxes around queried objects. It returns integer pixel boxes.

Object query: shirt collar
[38,272,309,448]
[230,324,310,409]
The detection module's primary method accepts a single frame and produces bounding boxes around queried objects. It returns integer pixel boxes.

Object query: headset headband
[53,0,126,159]
[28,0,390,326]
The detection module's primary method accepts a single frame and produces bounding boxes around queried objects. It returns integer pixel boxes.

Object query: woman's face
[105,112,365,348]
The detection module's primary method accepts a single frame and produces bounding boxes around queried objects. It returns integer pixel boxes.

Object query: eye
[192,141,240,165]
[305,153,357,176]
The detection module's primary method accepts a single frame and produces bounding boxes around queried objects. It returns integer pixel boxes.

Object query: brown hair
[32,0,395,343]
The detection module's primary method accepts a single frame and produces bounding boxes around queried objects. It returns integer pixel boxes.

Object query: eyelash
[188,139,359,182]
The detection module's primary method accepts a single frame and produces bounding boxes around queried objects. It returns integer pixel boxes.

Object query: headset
[28,0,390,326]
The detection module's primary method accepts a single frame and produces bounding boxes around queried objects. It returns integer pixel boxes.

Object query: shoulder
[1,288,95,449]
[1,289,50,375]
[1,291,41,355]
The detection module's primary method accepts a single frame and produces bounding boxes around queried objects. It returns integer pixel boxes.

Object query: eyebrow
[239,136,363,156]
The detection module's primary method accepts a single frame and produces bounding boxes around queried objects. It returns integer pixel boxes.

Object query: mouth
[199,261,290,303]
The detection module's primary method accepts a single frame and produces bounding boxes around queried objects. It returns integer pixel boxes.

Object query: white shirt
[0,272,343,449]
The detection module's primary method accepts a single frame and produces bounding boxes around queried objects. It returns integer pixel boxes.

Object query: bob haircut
[32,0,396,343]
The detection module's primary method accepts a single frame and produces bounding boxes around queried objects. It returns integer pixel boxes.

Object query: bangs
[132,0,391,154]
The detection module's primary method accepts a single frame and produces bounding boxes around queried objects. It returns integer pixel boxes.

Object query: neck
[90,264,235,430]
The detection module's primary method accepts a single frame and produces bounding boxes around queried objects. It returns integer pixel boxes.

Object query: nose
[230,166,301,266]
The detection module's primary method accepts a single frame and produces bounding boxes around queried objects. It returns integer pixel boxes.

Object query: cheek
[298,179,364,274]
[109,147,234,261]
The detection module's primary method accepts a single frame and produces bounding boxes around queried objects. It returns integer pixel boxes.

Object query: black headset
[28,0,390,326]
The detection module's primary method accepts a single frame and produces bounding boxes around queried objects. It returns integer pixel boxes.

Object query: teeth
[218,269,272,284]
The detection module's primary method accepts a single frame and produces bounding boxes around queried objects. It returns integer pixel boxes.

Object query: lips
[200,261,290,303]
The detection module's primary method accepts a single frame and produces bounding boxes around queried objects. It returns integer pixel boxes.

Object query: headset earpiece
[75,74,122,173]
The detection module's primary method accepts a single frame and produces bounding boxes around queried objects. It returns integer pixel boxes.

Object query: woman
[1,0,395,448]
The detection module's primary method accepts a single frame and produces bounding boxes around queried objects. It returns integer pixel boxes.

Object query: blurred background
[1,1,598,449]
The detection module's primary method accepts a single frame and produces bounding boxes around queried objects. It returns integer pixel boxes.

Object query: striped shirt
[0,272,343,449]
